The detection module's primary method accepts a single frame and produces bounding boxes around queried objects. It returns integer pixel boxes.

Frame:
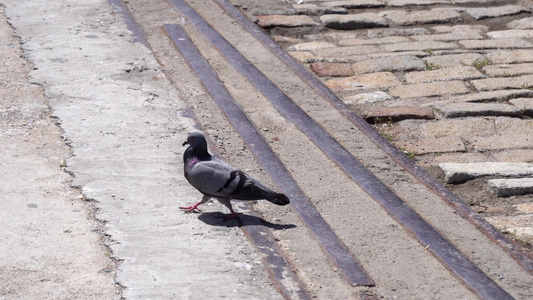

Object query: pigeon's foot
[179,203,203,213]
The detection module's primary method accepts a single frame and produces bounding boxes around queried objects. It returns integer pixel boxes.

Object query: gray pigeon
[180,132,290,219]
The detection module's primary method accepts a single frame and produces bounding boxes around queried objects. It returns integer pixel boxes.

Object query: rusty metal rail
[167,1,515,299]
[164,23,375,289]
[213,0,533,276]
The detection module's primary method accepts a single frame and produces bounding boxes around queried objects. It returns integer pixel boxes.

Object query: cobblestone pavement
[236,0,533,249]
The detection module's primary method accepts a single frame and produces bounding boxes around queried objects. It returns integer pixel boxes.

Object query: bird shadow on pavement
[197,212,297,230]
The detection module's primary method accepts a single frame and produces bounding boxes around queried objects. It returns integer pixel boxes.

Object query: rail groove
[213,0,533,275]
[167,0,515,299]
[164,23,375,289]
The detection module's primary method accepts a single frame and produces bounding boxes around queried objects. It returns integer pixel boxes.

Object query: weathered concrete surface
[0,6,117,299]
[489,178,533,197]
[2,0,282,299]
[440,162,533,184]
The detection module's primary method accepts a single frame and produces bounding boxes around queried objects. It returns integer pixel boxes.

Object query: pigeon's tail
[267,192,290,206]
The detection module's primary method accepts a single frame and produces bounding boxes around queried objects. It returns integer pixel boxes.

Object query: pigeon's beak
[182,140,189,146]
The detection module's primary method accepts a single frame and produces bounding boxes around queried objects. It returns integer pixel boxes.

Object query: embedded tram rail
[108,0,533,298]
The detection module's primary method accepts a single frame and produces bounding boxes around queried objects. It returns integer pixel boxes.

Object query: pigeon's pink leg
[180,196,209,213]
[219,198,242,219]
[225,205,242,219]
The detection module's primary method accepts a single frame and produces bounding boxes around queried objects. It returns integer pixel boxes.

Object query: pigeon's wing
[187,159,280,201]
[186,159,237,197]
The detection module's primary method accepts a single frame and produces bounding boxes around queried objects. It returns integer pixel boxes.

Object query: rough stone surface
[287,41,336,51]
[423,53,486,68]
[486,29,533,39]
[383,9,462,25]
[338,36,410,46]
[451,89,533,103]
[439,162,533,183]
[367,27,430,37]
[405,66,485,83]
[487,49,533,64]
[435,103,522,118]
[472,75,533,91]
[507,17,533,29]
[459,38,533,49]
[396,135,465,154]
[322,0,385,8]
[489,178,533,197]
[343,91,392,104]
[364,106,435,123]
[389,81,469,98]
[464,6,529,20]
[310,62,355,77]
[320,13,388,30]
[387,0,450,6]
[382,40,457,52]
[510,98,533,117]
[313,45,381,61]
[326,72,401,91]
[483,63,533,77]
[352,55,426,74]
[256,15,320,28]
[293,4,348,15]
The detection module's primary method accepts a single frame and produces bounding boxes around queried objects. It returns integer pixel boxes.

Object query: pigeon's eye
[190,137,195,141]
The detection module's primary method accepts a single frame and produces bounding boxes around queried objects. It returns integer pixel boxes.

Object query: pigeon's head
[183,132,208,151]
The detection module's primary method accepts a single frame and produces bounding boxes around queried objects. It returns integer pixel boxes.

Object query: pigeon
[180,132,290,219]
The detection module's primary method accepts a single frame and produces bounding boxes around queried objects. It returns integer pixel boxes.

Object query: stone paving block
[387,0,450,6]
[464,5,529,20]
[405,66,485,83]
[395,135,465,154]
[293,4,347,15]
[483,63,533,77]
[382,40,457,52]
[486,29,533,39]
[411,31,482,41]
[419,118,496,139]
[489,178,533,197]
[423,53,486,68]
[439,162,533,183]
[352,55,425,74]
[507,17,533,29]
[338,36,410,46]
[382,9,462,26]
[472,75,533,91]
[459,38,533,49]
[487,49,533,64]
[516,202,533,213]
[322,0,385,8]
[287,42,336,51]
[320,13,388,30]
[435,102,522,118]
[432,24,488,34]
[494,149,533,163]
[473,133,533,151]
[367,27,430,38]
[389,81,469,98]
[314,45,382,59]
[452,89,533,103]
[288,51,316,63]
[256,15,320,28]
[364,106,435,123]
[368,51,431,59]
[510,98,533,117]
[310,62,355,77]
[343,91,391,104]
[325,72,401,91]
[485,215,533,238]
